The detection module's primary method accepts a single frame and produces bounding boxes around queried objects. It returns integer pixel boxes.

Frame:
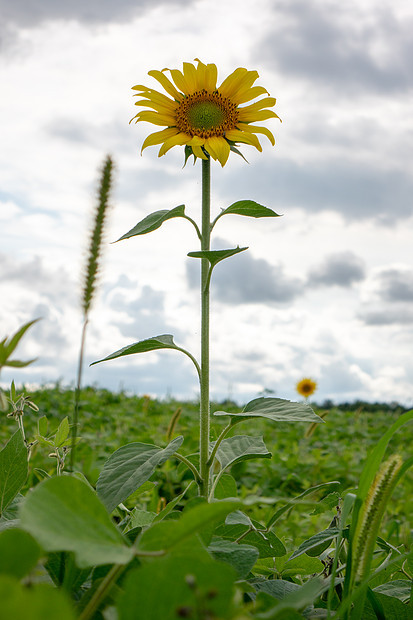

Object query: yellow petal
[237,122,275,145]
[148,70,183,101]
[136,110,176,126]
[238,109,281,123]
[218,67,248,99]
[234,85,270,104]
[239,97,277,113]
[182,62,198,94]
[225,129,262,151]
[188,136,206,147]
[141,127,179,152]
[191,145,208,160]
[133,89,177,111]
[158,132,191,157]
[194,59,218,92]
[204,136,230,166]
[134,99,177,116]
[169,68,191,95]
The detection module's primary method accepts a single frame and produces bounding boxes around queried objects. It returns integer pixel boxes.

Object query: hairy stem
[199,157,211,498]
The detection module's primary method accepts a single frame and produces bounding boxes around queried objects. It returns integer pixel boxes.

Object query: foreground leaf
[214,397,324,425]
[115,205,186,241]
[117,551,236,620]
[20,476,134,568]
[208,536,259,578]
[0,430,28,515]
[97,436,183,512]
[0,529,42,579]
[0,576,75,620]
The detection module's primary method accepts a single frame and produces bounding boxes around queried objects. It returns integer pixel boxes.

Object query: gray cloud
[217,158,413,223]
[376,268,413,302]
[359,306,413,326]
[307,251,365,287]
[0,0,186,28]
[0,253,76,306]
[186,241,303,305]
[108,284,184,340]
[256,1,413,94]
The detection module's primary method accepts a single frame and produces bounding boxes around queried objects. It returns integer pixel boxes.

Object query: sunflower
[131,59,281,167]
[296,378,317,399]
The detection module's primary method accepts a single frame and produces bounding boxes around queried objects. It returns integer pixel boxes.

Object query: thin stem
[182,214,202,241]
[206,422,233,468]
[199,157,211,498]
[78,563,125,620]
[70,316,88,470]
[175,453,202,485]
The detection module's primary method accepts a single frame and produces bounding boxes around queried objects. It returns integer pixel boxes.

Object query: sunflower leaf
[220,200,281,219]
[187,247,248,267]
[214,397,324,426]
[115,205,186,241]
[90,335,180,365]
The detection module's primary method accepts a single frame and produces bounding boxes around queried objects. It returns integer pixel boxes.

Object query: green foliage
[0,429,28,515]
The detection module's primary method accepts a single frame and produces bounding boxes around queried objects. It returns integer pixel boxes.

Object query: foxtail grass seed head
[131,59,281,166]
[82,155,113,316]
[352,454,403,582]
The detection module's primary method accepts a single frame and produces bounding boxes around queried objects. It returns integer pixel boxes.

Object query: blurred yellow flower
[131,59,281,167]
[296,378,317,399]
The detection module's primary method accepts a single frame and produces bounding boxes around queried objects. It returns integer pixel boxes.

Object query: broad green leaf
[214,435,271,471]
[20,475,134,568]
[253,578,301,600]
[276,554,324,577]
[54,416,70,447]
[0,430,28,515]
[214,397,324,425]
[254,578,325,618]
[373,580,411,603]
[219,200,281,219]
[187,246,248,267]
[215,521,286,558]
[138,500,240,552]
[2,359,37,368]
[289,528,339,560]
[0,529,42,579]
[130,509,157,528]
[208,536,259,579]
[90,335,195,369]
[364,590,411,619]
[310,491,341,515]
[0,576,75,620]
[214,474,238,499]
[97,436,184,512]
[115,205,186,241]
[117,551,236,620]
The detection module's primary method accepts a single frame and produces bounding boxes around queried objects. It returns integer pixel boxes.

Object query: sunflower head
[296,378,317,399]
[131,59,281,167]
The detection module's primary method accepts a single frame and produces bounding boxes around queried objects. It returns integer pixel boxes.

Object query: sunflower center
[176,89,239,139]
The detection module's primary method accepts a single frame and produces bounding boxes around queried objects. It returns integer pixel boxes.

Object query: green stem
[70,316,88,470]
[206,422,233,468]
[78,563,125,620]
[175,453,202,485]
[199,157,211,498]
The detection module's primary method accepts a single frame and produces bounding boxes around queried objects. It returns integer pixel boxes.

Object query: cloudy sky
[1,0,412,406]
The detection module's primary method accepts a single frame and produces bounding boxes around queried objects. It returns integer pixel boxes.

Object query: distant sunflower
[131,59,281,167]
[296,378,317,399]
